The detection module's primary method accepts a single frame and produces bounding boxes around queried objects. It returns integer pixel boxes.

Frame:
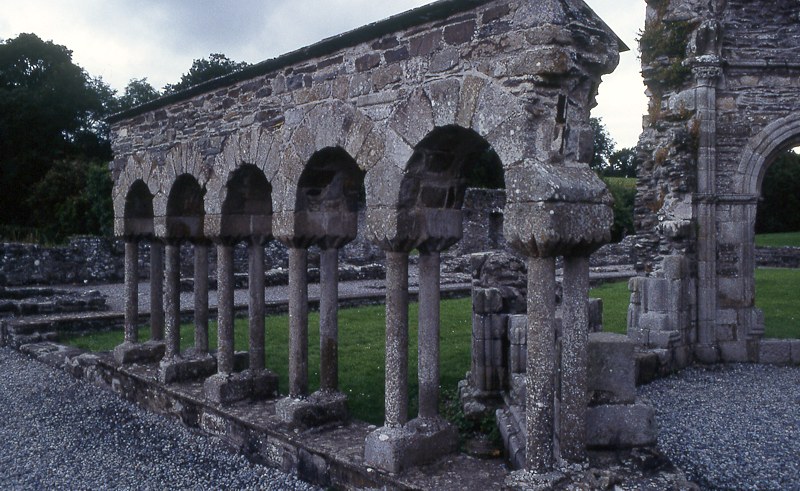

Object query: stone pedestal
[364,417,458,473]
[275,390,348,428]
[158,351,216,384]
[113,340,165,365]
[203,369,279,405]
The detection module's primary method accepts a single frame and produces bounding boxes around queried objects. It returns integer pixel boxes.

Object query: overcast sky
[1,0,646,148]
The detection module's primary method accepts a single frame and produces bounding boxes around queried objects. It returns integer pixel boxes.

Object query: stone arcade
[107,0,625,482]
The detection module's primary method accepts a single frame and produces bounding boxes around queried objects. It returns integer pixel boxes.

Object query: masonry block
[364,418,458,473]
[758,339,792,365]
[587,332,636,405]
[473,288,503,314]
[586,404,657,448]
[276,390,348,428]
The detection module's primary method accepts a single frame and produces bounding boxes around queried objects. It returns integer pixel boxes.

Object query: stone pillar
[149,240,165,341]
[123,239,139,345]
[248,239,265,371]
[216,242,235,375]
[384,250,409,427]
[417,250,440,419]
[319,247,339,391]
[163,241,182,360]
[559,255,589,462]
[526,256,557,472]
[692,59,722,362]
[288,246,309,398]
[114,238,166,365]
[193,241,210,353]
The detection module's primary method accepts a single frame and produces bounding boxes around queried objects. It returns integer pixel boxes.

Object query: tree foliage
[163,53,249,94]
[0,33,114,239]
[117,77,160,112]
[756,150,800,234]
[590,117,615,172]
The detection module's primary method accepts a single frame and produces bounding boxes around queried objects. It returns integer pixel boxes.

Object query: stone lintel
[275,390,348,428]
[113,341,166,365]
[364,417,458,473]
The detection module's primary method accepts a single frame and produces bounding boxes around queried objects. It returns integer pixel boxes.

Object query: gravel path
[0,346,320,491]
[638,363,800,491]
[2,343,797,490]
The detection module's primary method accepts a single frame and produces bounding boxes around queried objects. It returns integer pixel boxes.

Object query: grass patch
[63,298,473,425]
[755,268,800,339]
[589,280,630,335]
[755,231,800,248]
[62,269,800,423]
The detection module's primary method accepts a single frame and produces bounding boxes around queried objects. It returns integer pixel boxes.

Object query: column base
[275,389,348,428]
[504,468,566,490]
[364,417,458,473]
[158,352,216,384]
[203,369,279,404]
[693,344,720,364]
[114,341,165,365]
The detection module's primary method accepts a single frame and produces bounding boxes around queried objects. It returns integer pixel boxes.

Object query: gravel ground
[2,344,797,491]
[638,363,800,491]
[0,346,320,491]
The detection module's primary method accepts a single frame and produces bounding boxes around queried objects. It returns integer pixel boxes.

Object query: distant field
[755,231,800,248]
[603,176,637,189]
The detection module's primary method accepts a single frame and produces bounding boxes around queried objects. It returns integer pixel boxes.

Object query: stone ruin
[102,0,641,484]
[2,0,798,488]
[631,0,800,372]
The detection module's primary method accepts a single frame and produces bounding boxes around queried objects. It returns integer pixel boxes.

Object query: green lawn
[755,231,800,248]
[589,268,800,339]
[63,267,799,423]
[64,298,473,425]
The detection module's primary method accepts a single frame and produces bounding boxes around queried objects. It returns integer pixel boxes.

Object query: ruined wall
[635,0,800,364]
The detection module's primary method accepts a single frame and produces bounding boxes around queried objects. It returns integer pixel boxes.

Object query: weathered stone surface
[275,390,348,428]
[587,332,636,405]
[364,417,458,473]
[586,404,657,448]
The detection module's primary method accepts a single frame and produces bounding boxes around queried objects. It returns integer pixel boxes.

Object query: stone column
[526,256,557,472]
[216,242,235,375]
[692,59,722,362]
[319,247,339,391]
[163,241,182,360]
[417,250,440,419]
[384,250,409,427]
[560,255,589,462]
[288,246,309,398]
[149,240,164,341]
[123,239,139,345]
[248,239,265,372]
[193,241,210,353]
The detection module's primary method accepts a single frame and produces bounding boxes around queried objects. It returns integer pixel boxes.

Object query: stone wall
[633,0,800,364]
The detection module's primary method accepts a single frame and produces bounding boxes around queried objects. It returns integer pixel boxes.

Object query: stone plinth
[275,390,348,428]
[113,341,165,365]
[586,404,657,448]
[203,369,279,405]
[364,417,458,473]
[158,352,216,384]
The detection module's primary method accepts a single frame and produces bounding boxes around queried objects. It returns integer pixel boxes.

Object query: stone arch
[292,147,365,249]
[166,174,205,240]
[219,164,273,243]
[123,179,155,239]
[398,125,502,252]
[737,113,800,196]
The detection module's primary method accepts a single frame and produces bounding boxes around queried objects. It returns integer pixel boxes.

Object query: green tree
[163,53,249,94]
[0,33,116,240]
[590,117,615,173]
[117,77,160,112]
[608,147,637,178]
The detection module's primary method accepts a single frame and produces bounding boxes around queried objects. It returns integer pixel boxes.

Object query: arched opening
[220,163,272,241]
[753,146,800,341]
[166,174,205,239]
[123,179,154,238]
